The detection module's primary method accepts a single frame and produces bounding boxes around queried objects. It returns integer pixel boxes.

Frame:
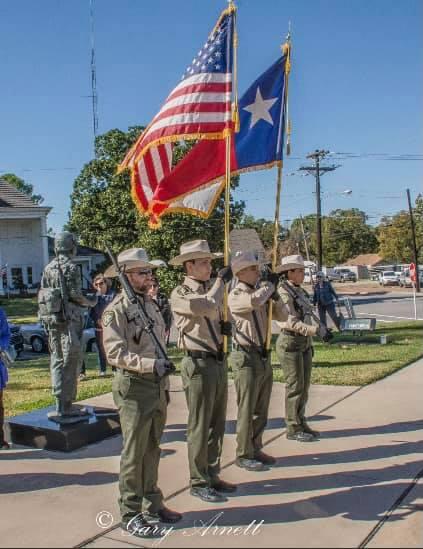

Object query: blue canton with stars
[181,11,234,80]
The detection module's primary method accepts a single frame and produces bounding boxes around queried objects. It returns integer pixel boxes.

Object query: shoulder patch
[177,285,192,297]
[102,310,115,327]
[232,289,242,296]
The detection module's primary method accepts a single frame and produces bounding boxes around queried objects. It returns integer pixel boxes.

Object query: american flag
[119,6,235,219]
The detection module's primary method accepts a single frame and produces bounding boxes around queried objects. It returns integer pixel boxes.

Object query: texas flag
[148,50,290,226]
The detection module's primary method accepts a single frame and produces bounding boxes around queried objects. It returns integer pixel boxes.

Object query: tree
[67,127,245,294]
[1,173,44,204]
[378,207,423,263]
[290,209,378,265]
[236,214,287,250]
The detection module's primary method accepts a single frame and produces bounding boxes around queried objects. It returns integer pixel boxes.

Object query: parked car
[9,323,24,356]
[326,271,342,283]
[20,318,97,354]
[334,268,357,282]
[399,269,423,287]
[379,271,400,286]
[399,271,412,288]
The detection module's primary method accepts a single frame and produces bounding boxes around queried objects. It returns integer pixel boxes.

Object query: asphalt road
[341,291,423,322]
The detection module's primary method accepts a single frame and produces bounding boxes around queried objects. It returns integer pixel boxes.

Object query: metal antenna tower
[89,0,99,156]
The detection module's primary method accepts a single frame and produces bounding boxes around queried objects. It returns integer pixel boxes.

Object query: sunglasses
[132,269,153,276]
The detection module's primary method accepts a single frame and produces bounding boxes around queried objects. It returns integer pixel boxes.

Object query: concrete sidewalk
[1,359,423,548]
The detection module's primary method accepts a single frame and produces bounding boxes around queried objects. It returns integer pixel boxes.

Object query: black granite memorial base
[6,405,121,452]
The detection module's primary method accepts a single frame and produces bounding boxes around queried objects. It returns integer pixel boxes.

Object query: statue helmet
[54,231,78,255]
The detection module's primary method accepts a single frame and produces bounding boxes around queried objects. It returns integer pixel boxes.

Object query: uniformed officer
[169,240,235,503]
[275,255,326,442]
[102,248,182,538]
[228,251,289,470]
[38,231,97,422]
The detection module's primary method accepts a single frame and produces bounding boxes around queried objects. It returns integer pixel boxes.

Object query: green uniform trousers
[276,332,313,434]
[47,317,84,403]
[229,349,273,459]
[112,370,167,522]
[181,355,228,488]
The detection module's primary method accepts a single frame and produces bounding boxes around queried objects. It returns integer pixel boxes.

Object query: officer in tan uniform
[102,248,181,538]
[275,255,328,442]
[170,240,235,503]
[228,251,289,471]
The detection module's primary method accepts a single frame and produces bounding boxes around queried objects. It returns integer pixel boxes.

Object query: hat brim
[169,251,223,267]
[275,262,305,273]
[233,259,260,275]
[104,260,158,278]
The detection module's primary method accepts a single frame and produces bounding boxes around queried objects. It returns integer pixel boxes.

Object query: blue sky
[0,0,422,234]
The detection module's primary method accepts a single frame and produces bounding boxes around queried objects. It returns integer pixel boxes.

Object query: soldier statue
[38,232,97,423]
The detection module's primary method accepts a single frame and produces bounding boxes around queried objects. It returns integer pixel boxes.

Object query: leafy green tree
[378,208,423,263]
[290,209,378,265]
[67,127,245,294]
[1,173,44,204]
[236,214,287,249]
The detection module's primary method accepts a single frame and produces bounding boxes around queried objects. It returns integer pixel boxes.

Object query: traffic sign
[409,262,416,282]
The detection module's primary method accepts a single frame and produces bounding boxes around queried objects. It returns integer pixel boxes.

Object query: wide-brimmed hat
[169,240,223,266]
[275,254,305,273]
[104,248,158,277]
[231,250,259,275]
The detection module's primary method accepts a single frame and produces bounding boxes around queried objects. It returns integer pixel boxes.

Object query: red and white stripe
[121,72,232,173]
[132,142,173,211]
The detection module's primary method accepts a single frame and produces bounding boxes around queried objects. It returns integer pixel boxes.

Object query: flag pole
[266,32,292,351]
[223,0,237,354]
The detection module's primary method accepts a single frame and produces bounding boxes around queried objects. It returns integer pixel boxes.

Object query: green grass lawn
[1,296,39,324]
[4,321,422,418]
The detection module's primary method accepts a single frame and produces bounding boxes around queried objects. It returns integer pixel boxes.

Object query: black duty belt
[233,343,268,359]
[187,350,224,362]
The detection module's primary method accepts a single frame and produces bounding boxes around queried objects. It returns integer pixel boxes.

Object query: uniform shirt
[102,292,166,375]
[229,281,289,348]
[170,276,224,353]
[276,281,318,338]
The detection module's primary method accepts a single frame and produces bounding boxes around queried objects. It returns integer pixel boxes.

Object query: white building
[0,178,51,295]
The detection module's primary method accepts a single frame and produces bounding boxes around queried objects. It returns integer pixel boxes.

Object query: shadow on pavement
[0,471,118,494]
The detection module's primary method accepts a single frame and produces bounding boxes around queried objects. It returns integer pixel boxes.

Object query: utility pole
[406,188,420,293]
[299,150,339,270]
[299,215,310,262]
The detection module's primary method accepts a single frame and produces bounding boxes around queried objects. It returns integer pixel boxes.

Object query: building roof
[0,178,42,208]
[344,254,386,266]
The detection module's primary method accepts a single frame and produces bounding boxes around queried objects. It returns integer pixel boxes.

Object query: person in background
[80,273,115,380]
[312,271,340,330]
[0,306,11,449]
[148,276,172,344]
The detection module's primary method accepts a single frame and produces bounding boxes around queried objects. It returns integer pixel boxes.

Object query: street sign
[409,262,416,282]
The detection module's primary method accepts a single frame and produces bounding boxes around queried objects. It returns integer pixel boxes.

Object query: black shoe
[254,450,276,465]
[122,515,160,538]
[235,457,266,471]
[302,424,320,438]
[211,479,237,493]
[190,486,227,503]
[157,506,183,523]
[286,431,315,442]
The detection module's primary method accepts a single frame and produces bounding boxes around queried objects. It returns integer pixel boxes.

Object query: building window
[27,267,33,286]
[11,267,24,290]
